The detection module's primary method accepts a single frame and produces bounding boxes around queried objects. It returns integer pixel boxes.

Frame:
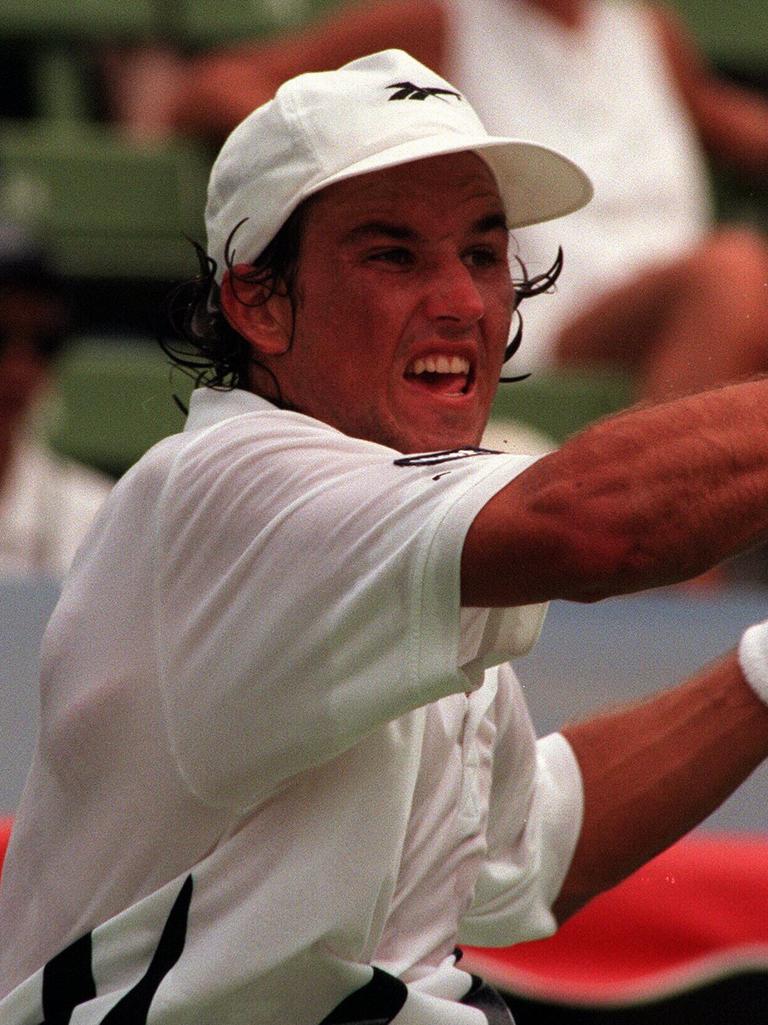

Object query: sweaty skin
[221,152,514,455]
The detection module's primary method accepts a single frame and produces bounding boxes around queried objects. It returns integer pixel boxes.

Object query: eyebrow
[475,212,509,234]
[343,221,419,244]
[342,212,509,245]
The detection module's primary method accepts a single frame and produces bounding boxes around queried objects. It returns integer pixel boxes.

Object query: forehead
[304,151,506,235]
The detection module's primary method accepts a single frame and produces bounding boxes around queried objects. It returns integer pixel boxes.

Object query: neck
[525,0,590,30]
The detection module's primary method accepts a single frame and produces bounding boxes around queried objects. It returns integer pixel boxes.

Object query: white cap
[205,49,593,280]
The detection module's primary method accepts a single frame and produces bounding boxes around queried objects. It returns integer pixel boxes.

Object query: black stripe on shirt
[41,932,96,1025]
[318,966,408,1025]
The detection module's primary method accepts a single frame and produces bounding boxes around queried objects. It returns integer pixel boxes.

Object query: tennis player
[2,50,768,1025]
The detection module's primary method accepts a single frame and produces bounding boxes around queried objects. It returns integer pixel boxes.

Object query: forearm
[255,0,447,83]
[180,0,447,135]
[686,81,768,176]
[553,653,768,922]
[651,3,768,175]
[462,378,768,606]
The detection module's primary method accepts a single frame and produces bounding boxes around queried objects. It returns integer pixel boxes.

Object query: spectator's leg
[554,227,768,403]
[640,228,768,401]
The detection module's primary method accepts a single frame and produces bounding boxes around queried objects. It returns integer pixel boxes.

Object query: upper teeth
[410,355,470,375]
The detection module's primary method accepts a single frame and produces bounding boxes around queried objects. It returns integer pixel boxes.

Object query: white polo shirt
[0,388,582,1024]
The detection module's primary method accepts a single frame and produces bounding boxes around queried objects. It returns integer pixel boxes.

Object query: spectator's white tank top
[446,0,713,367]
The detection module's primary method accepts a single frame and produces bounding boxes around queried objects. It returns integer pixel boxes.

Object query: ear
[219,264,293,355]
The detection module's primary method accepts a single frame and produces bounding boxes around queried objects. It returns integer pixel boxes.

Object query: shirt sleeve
[458,665,584,946]
[152,412,545,809]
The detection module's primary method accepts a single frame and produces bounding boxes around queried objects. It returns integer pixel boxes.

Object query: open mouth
[404,353,473,396]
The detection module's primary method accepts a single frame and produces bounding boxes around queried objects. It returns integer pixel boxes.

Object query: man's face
[262,151,515,453]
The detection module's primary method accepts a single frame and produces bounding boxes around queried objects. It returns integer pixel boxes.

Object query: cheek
[322,291,403,369]
[292,268,415,405]
[485,293,515,355]
[479,268,514,319]
[300,272,369,335]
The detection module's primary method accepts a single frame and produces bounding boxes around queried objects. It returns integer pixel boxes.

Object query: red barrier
[0,817,12,878]
[462,834,768,1006]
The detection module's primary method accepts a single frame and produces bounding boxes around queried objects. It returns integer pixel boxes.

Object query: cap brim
[299,132,593,230]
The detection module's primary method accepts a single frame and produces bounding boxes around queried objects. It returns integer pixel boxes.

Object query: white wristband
[738,623,768,706]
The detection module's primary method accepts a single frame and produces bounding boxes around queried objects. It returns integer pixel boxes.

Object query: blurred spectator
[104,0,768,402]
[0,224,113,578]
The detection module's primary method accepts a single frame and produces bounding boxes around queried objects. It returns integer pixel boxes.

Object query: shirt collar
[184,387,276,434]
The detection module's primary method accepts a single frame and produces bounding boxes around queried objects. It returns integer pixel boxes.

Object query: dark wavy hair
[161,200,563,396]
[161,200,313,396]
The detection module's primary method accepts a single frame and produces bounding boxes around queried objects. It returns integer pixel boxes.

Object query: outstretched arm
[651,4,768,176]
[463,378,768,926]
[553,649,768,921]
[462,377,768,607]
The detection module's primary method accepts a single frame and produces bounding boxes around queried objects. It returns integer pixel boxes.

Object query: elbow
[551,889,590,926]
[544,527,658,604]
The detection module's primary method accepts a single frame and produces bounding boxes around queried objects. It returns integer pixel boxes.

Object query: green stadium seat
[711,167,768,234]
[172,0,303,47]
[0,0,160,121]
[0,0,157,41]
[667,0,768,73]
[47,338,195,477]
[0,1,213,281]
[172,0,345,48]
[0,122,210,279]
[490,369,635,445]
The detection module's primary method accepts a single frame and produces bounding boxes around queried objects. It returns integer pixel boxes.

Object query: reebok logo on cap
[386,82,462,103]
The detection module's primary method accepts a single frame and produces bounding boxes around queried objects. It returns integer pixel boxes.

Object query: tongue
[408,372,468,394]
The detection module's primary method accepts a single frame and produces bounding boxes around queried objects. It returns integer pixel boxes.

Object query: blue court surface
[516,588,768,833]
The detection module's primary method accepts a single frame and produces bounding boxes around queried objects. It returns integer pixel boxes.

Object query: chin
[396,428,484,455]
[355,408,485,455]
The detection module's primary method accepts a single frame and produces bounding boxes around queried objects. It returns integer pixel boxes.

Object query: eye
[367,247,415,267]
[463,246,503,269]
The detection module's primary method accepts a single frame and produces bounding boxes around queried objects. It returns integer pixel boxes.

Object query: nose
[422,257,485,328]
